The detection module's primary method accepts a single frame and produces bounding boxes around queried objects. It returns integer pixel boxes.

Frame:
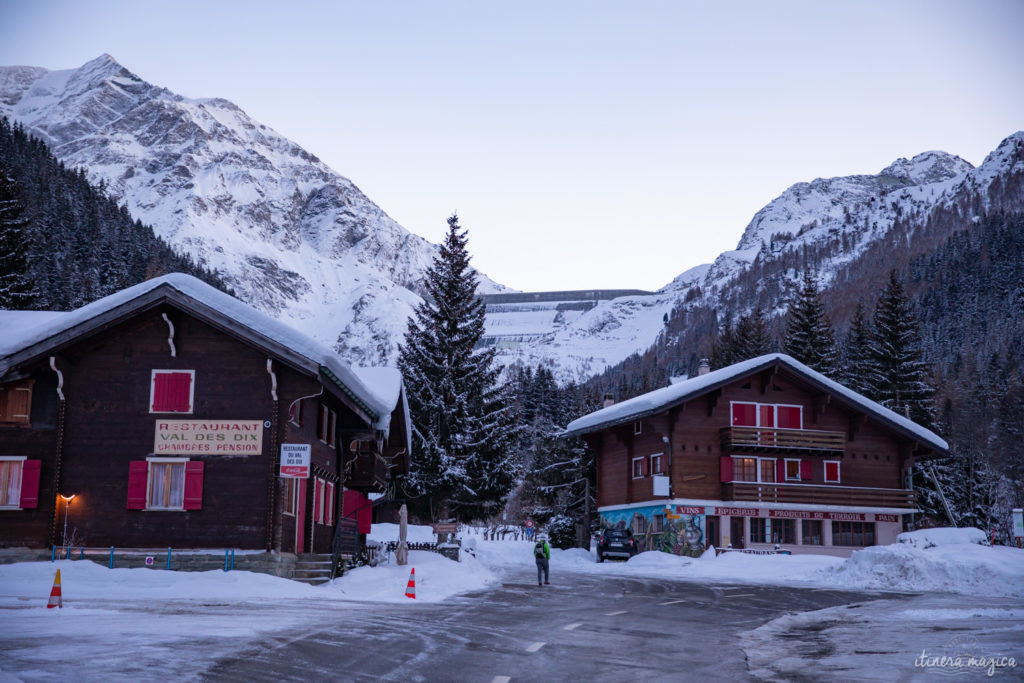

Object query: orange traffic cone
[47,569,63,609]
[404,567,416,599]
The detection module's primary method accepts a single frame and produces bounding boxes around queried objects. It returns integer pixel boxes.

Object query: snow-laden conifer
[868,270,936,428]
[783,271,839,378]
[397,214,519,522]
[0,162,37,309]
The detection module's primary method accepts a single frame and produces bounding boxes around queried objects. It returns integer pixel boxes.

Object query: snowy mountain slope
[0,55,506,366]
[490,133,1023,382]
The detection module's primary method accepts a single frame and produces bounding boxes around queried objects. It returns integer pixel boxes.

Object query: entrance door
[294,481,307,555]
[706,515,720,549]
[730,516,745,549]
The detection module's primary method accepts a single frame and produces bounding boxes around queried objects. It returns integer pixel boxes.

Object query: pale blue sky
[2,1,1022,291]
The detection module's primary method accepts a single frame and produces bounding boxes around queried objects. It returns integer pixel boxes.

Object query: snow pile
[0,560,325,602]
[327,550,496,603]
[366,522,437,545]
[897,526,987,548]
[818,542,1024,597]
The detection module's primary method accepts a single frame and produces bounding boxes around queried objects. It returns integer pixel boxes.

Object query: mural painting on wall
[600,505,705,557]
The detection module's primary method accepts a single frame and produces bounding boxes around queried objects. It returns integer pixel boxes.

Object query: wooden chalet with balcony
[564,354,947,557]
[0,274,410,562]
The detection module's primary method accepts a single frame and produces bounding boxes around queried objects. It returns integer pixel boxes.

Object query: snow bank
[0,560,326,602]
[366,522,437,545]
[818,543,1024,597]
[327,550,496,603]
[0,550,498,607]
[897,526,987,548]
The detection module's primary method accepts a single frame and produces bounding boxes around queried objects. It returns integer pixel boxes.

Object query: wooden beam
[848,412,867,442]
[813,394,830,424]
[707,388,721,417]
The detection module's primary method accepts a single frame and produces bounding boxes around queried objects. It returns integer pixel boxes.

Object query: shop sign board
[769,509,866,521]
[715,507,759,516]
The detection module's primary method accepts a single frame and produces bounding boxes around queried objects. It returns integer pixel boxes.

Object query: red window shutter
[127,461,149,509]
[183,461,205,510]
[720,456,734,482]
[153,372,192,412]
[642,457,650,476]
[825,461,840,482]
[777,406,801,429]
[325,482,335,525]
[314,479,324,523]
[759,405,775,427]
[357,492,371,534]
[776,459,785,482]
[19,460,42,508]
[342,489,359,519]
[732,403,756,426]
[800,459,812,480]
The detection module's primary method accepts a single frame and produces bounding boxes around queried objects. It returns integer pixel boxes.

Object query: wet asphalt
[204,570,893,682]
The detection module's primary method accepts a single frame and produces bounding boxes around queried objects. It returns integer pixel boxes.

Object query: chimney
[698,359,710,376]
[603,392,615,408]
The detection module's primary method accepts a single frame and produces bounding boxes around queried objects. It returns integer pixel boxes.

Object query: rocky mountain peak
[879,150,973,185]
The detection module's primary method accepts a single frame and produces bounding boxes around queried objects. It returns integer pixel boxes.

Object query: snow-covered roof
[352,366,412,456]
[0,274,399,430]
[564,353,948,453]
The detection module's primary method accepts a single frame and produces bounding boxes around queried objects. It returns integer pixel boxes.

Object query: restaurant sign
[154,420,264,455]
[279,444,311,478]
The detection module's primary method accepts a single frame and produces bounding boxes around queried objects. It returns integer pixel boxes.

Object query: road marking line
[563,622,583,631]
[525,642,546,652]
[604,610,627,616]
[660,599,686,605]
[492,677,511,683]
[724,594,754,598]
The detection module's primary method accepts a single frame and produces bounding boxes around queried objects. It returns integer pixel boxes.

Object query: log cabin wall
[52,307,277,548]
[0,371,60,547]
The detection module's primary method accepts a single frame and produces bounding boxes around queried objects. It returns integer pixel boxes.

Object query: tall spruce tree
[783,271,839,377]
[868,270,936,428]
[0,162,37,309]
[397,214,519,522]
[841,301,876,398]
[711,307,774,369]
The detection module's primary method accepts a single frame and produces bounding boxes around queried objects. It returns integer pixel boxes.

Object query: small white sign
[280,443,311,478]
[1013,508,1023,538]
[652,475,670,496]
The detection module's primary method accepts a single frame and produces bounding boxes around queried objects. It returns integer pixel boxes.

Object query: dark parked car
[597,528,637,562]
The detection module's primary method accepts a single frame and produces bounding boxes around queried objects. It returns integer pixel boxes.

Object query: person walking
[534,533,551,586]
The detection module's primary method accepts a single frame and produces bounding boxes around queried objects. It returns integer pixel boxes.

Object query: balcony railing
[721,426,845,454]
[723,482,916,508]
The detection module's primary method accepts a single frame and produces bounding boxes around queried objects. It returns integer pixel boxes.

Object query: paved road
[205,572,893,682]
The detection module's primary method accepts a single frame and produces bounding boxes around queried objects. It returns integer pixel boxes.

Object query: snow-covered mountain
[485,133,1023,382]
[0,54,506,365]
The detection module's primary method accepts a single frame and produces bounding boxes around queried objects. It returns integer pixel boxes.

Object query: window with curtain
[149,461,186,508]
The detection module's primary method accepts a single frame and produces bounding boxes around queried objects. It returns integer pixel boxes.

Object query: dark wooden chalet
[0,274,410,558]
[565,354,947,557]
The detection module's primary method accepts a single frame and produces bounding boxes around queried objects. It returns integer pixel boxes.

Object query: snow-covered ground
[1,528,1021,679]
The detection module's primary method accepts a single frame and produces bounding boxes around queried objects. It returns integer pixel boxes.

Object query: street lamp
[59,494,76,547]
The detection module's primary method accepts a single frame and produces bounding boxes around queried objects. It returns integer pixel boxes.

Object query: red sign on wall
[676,506,704,515]
[874,514,899,523]
[715,507,759,516]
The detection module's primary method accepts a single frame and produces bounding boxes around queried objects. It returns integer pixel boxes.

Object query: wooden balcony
[723,482,917,508]
[721,426,845,455]
[344,452,388,492]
